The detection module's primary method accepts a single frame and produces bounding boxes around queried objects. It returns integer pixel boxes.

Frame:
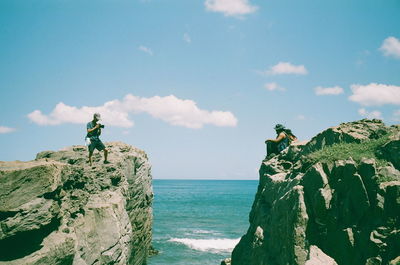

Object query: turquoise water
[148,180,258,265]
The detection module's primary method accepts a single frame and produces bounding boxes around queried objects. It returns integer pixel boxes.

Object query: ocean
[148,180,258,265]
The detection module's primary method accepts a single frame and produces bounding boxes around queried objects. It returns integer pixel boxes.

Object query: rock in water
[221,258,232,265]
[231,120,400,265]
[0,142,153,265]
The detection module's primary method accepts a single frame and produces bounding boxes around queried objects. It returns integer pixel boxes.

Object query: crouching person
[265,124,297,159]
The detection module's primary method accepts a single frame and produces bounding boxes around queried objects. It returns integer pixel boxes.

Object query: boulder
[305,245,337,265]
[377,129,400,170]
[221,258,232,265]
[302,119,387,155]
[0,142,153,265]
[231,120,400,265]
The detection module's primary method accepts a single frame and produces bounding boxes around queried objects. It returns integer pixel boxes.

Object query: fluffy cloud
[266,62,308,75]
[27,102,133,127]
[138,45,153,56]
[314,86,344,95]
[27,94,238,129]
[0,126,16,134]
[349,83,400,106]
[358,108,382,120]
[205,0,257,17]
[264,82,285,91]
[296,115,306,120]
[379,36,400,59]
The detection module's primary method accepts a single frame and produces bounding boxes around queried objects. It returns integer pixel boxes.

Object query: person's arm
[266,132,286,143]
[87,123,100,133]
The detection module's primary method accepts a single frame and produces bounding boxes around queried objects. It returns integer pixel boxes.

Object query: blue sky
[1,0,399,179]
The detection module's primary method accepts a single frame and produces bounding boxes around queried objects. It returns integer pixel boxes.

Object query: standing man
[86,113,109,166]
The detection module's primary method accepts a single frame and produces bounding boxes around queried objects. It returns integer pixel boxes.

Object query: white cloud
[0,126,16,134]
[358,108,382,119]
[205,0,257,17]
[314,86,344,96]
[27,94,238,129]
[349,83,400,106]
[296,115,306,120]
[138,45,153,56]
[379,36,400,59]
[264,82,285,91]
[27,102,133,127]
[183,33,191,43]
[266,62,308,75]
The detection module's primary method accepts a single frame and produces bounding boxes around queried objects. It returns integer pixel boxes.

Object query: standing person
[265,124,297,158]
[86,113,109,166]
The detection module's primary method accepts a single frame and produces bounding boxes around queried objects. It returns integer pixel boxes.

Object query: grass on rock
[304,134,391,168]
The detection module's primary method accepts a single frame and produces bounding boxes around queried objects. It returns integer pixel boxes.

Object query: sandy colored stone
[0,142,153,265]
[305,245,338,265]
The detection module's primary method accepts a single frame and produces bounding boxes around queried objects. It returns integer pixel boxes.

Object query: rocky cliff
[0,142,153,265]
[231,120,400,265]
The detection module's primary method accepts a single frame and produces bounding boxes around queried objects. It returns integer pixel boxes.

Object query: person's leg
[88,140,96,166]
[104,149,108,163]
[95,140,109,163]
[266,141,277,157]
[88,150,94,166]
[266,141,272,155]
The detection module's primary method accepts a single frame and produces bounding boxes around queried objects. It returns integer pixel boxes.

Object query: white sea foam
[169,238,240,253]
[184,229,222,236]
[193,229,215,234]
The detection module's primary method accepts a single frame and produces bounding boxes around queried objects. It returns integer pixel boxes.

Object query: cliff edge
[0,142,153,265]
[231,120,400,265]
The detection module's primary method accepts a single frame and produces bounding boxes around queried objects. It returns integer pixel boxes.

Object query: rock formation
[0,142,153,265]
[231,120,400,265]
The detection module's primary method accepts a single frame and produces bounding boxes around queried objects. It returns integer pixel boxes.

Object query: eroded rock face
[231,120,400,265]
[0,142,153,265]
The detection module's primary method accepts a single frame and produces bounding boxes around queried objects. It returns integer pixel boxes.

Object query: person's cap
[94,113,101,120]
[274,124,285,131]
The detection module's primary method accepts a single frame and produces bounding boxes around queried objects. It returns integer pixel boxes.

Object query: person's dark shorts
[88,138,106,153]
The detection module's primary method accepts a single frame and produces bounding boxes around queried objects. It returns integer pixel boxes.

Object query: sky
[0,0,399,179]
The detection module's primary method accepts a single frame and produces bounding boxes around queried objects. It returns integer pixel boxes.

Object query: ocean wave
[183,229,222,236]
[169,238,240,253]
[192,229,216,234]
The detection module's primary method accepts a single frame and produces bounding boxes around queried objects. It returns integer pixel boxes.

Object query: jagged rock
[377,128,400,170]
[231,120,400,265]
[359,159,380,209]
[302,119,388,155]
[232,172,308,265]
[0,197,59,241]
[221,258,232,265]
[366,256,382,265]
[0,161,65,211]
[389,256,400,265]
[0,142,153,265]
[252,226,264,248]
[305,245,337,265]
[378,166,400,183]
[379,181,400,220]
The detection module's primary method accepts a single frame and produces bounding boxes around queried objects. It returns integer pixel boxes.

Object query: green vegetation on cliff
[304,133,391,165]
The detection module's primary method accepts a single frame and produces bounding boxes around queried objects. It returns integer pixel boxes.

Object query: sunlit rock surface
[0,142,153,265]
